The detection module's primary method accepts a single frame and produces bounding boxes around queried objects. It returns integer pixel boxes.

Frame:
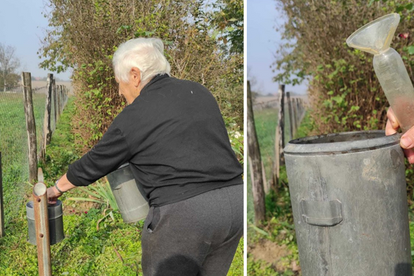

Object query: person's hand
[386,107,414,163]
[46,185,62,205]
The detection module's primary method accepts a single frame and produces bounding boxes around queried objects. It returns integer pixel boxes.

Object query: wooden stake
[247,81,266,224]
[53,80,57,130]
[22,72,38,183]
[286,92,294,141]
[44,74,53,145]
[292,98,298,138]
[272,84,285,190]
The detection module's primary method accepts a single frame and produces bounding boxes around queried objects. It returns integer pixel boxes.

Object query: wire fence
[0,74,69,226]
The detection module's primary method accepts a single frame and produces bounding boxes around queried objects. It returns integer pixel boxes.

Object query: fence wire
[0,80,67,226]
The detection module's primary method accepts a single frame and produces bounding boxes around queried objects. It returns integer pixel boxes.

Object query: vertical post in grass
[286,92,294,141]
[0,152,4,238]
[272,84,285,189]
[292,98,298,138]
[299,98,306,122]
[33,171,52,276]
[44,74,53,145]
[58,85,63,120]
[23,72,38,183]
[247,81,266,225]
[53,79,57,131]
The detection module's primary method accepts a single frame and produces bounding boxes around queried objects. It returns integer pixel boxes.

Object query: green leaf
[408,46,414,55]
[249,224,269,236]
[332,95,343,104]
[67,197,102,204]
[396,5,405,13]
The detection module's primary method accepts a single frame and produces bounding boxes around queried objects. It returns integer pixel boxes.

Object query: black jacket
[67,74,243,206]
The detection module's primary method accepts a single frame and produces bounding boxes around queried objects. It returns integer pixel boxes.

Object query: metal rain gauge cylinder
[284,131,412,276]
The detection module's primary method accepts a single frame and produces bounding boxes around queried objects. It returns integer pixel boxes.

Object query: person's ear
[130,67,141,87]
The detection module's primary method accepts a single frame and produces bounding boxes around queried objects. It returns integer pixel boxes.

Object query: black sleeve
[66,126,132,186]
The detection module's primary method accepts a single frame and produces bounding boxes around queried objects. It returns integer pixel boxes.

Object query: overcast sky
[247,0,308,95]
[1,0,310,91]
[0,0,72,80]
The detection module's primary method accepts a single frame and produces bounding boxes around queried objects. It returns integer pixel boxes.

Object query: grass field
[0,92,46,223]
[0,95,244,275]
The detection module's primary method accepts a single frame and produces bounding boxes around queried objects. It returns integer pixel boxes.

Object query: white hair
[112,37,171,84]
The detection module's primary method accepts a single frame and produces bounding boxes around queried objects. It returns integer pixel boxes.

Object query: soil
[249,239,301,273]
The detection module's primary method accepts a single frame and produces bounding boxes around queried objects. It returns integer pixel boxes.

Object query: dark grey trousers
[141,184,243,276]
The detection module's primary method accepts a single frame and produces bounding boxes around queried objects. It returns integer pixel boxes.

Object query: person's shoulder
[111,103,139,125]
[169,77,211,92]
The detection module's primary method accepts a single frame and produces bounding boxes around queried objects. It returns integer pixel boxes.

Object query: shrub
[39,0,243,152]
[274,0,414,134]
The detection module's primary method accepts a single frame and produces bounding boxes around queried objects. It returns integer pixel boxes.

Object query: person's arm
[46,122,132,204]
[386,107,414,163]
[46,173,76,204]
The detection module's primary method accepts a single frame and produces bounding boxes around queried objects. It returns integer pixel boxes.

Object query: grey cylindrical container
[106,163,149,223]
[26,200,64,245]
[284,130,412,276]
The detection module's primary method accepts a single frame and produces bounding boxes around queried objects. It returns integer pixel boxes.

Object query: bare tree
[0,43,20,92]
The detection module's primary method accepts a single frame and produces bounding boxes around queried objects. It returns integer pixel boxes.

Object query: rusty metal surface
[33,181,51,276]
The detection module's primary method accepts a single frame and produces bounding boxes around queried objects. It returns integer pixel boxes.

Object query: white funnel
[347,14,399,55]
[347,13,414,133]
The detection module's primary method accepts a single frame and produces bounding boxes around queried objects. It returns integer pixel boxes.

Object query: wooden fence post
[292,98,298,137]
[53,80,57,129]
[44,74,53,145]
[56,85,60,121]
[0,152,4,238]
[247,81,266,225]
[286,92,294,141]
[22,72,38,183]
[272,84,285,190]
[299,98,306,122]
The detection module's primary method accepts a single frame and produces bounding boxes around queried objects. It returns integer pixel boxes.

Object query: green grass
[0,92,46,224]
[0,95,244,275]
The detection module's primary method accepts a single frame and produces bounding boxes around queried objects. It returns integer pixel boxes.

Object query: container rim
[284,130,401,155]
[118,163,130,169]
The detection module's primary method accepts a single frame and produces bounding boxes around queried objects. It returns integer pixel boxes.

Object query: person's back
[116,74,243,206]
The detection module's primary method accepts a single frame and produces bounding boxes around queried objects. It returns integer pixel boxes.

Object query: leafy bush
[40,0,243,153]
[274,0,414,134]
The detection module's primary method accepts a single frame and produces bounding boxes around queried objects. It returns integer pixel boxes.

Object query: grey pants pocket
[145,206,160,233]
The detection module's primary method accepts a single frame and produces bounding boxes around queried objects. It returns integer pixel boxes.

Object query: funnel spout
[346,13,400,55]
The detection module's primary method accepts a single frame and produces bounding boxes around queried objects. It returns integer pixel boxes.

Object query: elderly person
[46,38,243,275]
